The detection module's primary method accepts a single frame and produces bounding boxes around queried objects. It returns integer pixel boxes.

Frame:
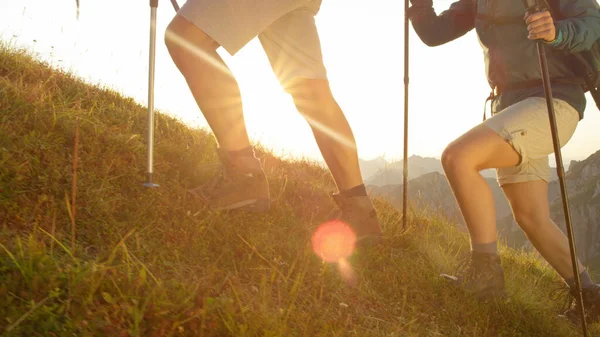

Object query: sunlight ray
[300,113,357,151]
[164,29,234,79]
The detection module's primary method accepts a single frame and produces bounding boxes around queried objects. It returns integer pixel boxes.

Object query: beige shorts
[177,0,327,89]
[484,97,579,186]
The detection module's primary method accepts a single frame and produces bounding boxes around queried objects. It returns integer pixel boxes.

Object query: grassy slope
[1,44,598,337]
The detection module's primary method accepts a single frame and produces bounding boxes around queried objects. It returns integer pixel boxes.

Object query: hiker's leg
[256,1,381,244]
[288,80,363,191]
[165,15,249,151]
[440,122,520,250]
[502,180,589,281]
[166,1,307,211]
[258,2,363,192]
[165,1,303,152]
[495,97,589,285]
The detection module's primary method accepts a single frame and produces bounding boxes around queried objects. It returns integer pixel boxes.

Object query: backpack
[546,0,600,110]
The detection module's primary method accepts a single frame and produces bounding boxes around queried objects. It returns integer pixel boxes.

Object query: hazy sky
[2,0,599,164]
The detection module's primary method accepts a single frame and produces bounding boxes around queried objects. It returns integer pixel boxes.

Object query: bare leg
[287,79,363,192]
[502,180,586,280]
[441,124,520,246]
[165,15,250,152]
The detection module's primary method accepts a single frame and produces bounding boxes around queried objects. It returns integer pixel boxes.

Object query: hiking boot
[328,193,382,248]
[555,283,600,326]
[187,147,270,212]
[440,251,507,301]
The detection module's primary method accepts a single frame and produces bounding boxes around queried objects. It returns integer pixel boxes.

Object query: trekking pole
[402,0,410,229]
[144,0,179,188]
[523,0,588,335]
[144,0,159,187]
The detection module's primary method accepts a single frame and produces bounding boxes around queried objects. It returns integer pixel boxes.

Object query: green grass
[1,42,599,337]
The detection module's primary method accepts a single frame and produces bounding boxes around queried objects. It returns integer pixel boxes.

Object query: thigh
[489,97,579,185]
[258,0,328,91]
[177,0,305,56]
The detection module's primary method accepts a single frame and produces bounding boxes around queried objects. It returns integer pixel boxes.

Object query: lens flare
[311,220,356,263]
[337,258,356,286]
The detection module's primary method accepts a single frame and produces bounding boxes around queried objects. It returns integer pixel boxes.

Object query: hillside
[1,44,598,336]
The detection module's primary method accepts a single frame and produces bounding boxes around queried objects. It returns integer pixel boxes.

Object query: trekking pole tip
[144,173,159,188]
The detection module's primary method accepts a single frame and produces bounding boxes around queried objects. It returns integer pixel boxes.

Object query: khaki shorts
[484,97,579,186]
[177,0,327,89]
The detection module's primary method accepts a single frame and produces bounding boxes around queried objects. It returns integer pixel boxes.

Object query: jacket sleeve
[551,0,600,52]
[408,0,476,46]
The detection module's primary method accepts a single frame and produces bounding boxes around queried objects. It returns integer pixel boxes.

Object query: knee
[164,16,218,62]
[513,209,548,235]
[287,79,335,117]
[441,142,467,174]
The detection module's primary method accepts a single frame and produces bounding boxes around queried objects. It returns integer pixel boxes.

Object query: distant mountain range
[357,155,562,186]
[314,155,564,185]
[366,150,600,267]
[366,171,511,231]
[361,155,497,185]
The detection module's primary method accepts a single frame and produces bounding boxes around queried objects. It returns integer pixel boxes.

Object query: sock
[341,184,367,197]
[471,241,498,255]
[229,146,255,158]
[566,270,595,290]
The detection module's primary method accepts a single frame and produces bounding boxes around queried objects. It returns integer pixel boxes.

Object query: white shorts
[177,0,327,89]
[484,97,580,185]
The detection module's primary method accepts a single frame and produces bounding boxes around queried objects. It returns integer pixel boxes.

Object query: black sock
[567,270,595,290]
[471,241,498,255]
[229,146,255,158]
[341,184,367,197]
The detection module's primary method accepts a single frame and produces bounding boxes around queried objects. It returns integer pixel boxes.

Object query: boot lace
[454,255,478,280]
[550,284,574,313]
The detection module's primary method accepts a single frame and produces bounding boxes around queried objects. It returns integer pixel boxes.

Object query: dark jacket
[407,0,600,118]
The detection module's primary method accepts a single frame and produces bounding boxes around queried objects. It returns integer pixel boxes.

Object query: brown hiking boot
[440,251,507,301]
[187,147,270,212]
[554,283,600,326]
[328,193,382,248]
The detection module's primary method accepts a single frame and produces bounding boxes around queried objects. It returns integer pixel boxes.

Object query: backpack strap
[481,76,585,121]
[497,77,585,92]
[482,90,495,121]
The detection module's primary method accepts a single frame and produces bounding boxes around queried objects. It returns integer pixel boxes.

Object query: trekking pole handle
[522,0,545,20]
[525,4,541,13]
[522,0,555,45]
